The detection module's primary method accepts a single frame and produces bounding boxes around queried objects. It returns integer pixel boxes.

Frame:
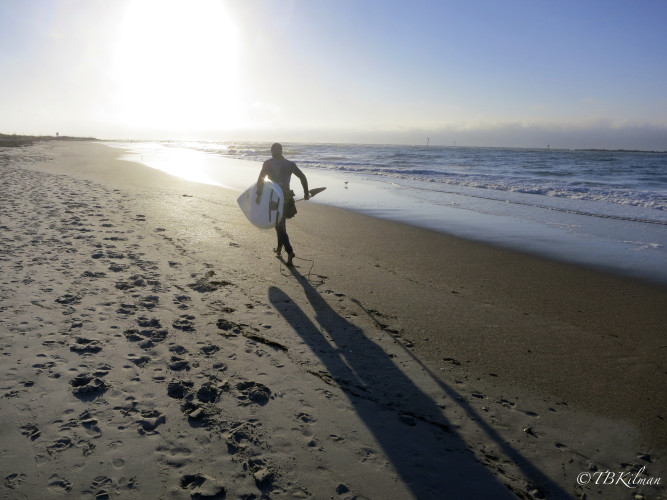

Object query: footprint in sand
[32,360,59,378]
[216,318,244,335]
[137,409,166,435]
[4,473,27,489]
[139,295,159,310]
[103,235,127,242]
[137,316,161,329]
[123,316,168,348]
[79,410,102,437]
[155,445,192,468]
[169,356,190,371]
[167,379,194,399]
[81,440,96,457]
[46,437,73,456]
[81,270,106,279]
[69,337,103,354]
[173,314,196,332]
[115,274,148,291]
[117,303,138,315]
[180,473,226,499]
[200,344,220,356]
[169,344,188,355]
[294,413,318,446]
[496,398,516,409]
[181,401,215,424]
[336,483,351,495]
[85,476,113,499]
[295,412,316,424]
[328,434,345,443]
[173,294,191,310]
[247,458,276,492]
[128,354,151,368]
[196,382,221,403]
[235,381,271,406]
[20,423,41,440]
[47,474,73,494]
[188,271,232,293]
[225,422,261,455]
[69,373,108,399]
[55,293,81,305]
[123,329,144,342]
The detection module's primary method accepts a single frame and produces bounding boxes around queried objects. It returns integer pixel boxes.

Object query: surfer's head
[271,143,283,158]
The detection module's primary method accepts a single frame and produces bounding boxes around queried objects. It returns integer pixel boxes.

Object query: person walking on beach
[256,143,310,266]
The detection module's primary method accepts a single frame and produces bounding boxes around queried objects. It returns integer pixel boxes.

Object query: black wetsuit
[256,156,309,255]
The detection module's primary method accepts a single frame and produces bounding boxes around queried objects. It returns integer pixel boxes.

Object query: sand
[1,140,664,499]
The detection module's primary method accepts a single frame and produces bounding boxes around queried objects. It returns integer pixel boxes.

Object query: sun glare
[112,0,244,133]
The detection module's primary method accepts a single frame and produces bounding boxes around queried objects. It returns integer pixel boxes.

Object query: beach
[1,140,665,499]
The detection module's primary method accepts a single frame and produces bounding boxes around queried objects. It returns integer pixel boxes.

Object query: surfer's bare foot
[274,246,282,256]
[286,252,295,266]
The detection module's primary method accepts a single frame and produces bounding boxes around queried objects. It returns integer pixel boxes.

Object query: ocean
[108,141,667,286]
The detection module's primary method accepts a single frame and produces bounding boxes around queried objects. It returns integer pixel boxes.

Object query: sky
[1,0,666,149]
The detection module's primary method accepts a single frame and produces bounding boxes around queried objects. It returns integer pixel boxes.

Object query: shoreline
[107,140,667,289]
[1,140,665,499]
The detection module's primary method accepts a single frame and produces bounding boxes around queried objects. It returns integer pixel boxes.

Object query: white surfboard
[237,180,284,229]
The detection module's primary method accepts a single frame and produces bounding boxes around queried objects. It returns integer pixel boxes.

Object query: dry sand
[1,141,665,499]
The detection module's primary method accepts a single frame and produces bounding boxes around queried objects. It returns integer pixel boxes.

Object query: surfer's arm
[256,163,269,203]
[293,165,310,200]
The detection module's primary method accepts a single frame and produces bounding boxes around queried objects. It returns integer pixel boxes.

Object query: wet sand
[1,140,664,499]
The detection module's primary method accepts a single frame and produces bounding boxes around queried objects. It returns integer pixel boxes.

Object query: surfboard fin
[296,187,326,201]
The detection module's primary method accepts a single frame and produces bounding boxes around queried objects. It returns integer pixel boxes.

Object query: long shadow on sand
[269,267,536,499]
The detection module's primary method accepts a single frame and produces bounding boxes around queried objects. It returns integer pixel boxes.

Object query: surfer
[256,143,310,266]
